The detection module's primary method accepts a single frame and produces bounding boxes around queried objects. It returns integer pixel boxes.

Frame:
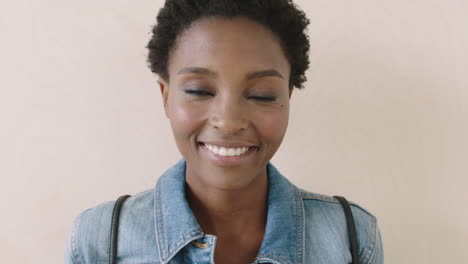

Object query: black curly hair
[146,0,310,90]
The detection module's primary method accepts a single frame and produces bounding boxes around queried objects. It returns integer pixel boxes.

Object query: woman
[65,1,383,263]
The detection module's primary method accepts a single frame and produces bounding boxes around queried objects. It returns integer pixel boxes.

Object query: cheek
[254,106,290,143]
[167,98,206,140]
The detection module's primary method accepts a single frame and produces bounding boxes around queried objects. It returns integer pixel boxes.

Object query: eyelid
[248,95,277,101]
[183,88,213,96]
[183,85,277,101]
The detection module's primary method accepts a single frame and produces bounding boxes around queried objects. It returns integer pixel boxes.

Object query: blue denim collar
[154,159,304,264]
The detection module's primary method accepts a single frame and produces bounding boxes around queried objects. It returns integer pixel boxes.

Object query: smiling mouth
[198,142,258,157]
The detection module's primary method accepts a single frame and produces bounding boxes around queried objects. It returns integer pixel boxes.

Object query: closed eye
[248,96,277,102]
[184,89,214,96]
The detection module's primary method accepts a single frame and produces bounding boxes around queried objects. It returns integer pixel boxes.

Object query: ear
[158,78,170,118]
[288,88,293,99]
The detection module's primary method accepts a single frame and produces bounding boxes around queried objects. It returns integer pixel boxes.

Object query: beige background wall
[1,0,467,263]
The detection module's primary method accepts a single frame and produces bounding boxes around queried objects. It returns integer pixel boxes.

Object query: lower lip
[199,143,258,167]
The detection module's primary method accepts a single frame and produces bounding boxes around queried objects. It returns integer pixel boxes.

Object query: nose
[209,95,248,135]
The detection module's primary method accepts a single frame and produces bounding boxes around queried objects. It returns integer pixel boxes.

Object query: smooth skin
[159,16,293,264]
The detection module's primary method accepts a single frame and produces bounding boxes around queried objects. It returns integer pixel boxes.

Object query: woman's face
[159,16,292,189]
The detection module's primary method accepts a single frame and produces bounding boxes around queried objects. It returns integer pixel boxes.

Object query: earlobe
[158,79,169,118]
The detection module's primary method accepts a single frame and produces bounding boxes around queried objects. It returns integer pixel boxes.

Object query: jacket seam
[71,214,83,264]
[300,190,306,264]
[357,211,371,263]
[294,186,304,264]
[365,216,378,264]
[295,184,299,264]
[362,215,377,264]
[154,182,168,259]
[360,213,372,263]
[159,183,168,254]
[301,196,375,218]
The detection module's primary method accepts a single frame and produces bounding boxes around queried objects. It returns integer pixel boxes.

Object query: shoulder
[299,188,375,219]
[66,189,156,264]
[298,188,384,264]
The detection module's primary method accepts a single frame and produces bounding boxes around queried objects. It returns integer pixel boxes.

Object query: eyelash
[184,89,277,102]
[184,90,213,96]
[249,96,277,102]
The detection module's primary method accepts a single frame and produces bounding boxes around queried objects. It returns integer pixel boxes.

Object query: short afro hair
[146,0,310,89]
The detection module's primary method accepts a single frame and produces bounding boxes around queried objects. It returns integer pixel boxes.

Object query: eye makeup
[184,89,213,96]
[248,95,277,102]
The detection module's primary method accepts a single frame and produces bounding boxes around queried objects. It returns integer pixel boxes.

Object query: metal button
[191,240,209,249]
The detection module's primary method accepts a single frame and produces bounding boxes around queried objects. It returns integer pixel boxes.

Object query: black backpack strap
[333,196,360,264]
[109,195,131,264]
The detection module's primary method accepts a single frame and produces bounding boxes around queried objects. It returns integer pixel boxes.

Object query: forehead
[167,16,290,80]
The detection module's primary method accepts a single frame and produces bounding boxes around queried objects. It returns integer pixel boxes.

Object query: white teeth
[235,148,242,156]
[227,148,235,156]
[204,144,251,157]
[220,148,227,156]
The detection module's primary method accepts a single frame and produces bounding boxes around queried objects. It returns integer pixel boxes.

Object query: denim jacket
[65,159,383,264]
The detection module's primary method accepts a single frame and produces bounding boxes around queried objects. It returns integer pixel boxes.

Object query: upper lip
[199,141,258,148]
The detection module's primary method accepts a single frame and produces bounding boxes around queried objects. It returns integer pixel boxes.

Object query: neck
[185,168,268,237]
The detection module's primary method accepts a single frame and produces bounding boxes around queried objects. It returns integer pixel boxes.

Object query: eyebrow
[177,67,217,78]
[177,67,284,80]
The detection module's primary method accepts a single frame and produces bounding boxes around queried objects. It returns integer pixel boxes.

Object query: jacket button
[191,240,209,249]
